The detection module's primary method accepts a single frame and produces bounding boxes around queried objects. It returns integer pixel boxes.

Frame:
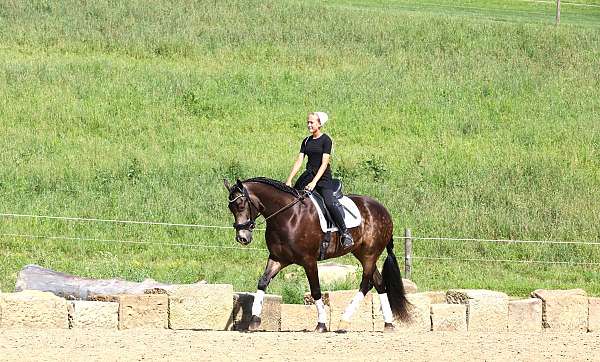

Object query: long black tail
[382,237,411,322]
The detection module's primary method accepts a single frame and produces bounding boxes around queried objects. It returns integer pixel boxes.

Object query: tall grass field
[1,0,599,301]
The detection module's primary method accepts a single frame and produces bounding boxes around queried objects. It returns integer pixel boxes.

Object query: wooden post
[556,0,561,25]
[404,228,412,280]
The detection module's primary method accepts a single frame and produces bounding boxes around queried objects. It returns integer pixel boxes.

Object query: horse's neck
[245,183,295,215]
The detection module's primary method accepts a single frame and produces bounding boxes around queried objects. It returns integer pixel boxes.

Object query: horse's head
[224,179,260,246]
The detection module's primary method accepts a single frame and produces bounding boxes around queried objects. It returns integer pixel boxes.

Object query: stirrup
[340,232,354,248]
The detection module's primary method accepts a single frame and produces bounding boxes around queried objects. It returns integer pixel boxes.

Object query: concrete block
[508,298,542,332]
[447,289,508,332]
[430,303,467,332]
[589,297,600,332]
[0,290,68,329]
[68,300,118,329]
[93,294,168,330]
[167,284,233,330]
[281,304,331,331]
[531,289,588,332]
[231,292,281,331]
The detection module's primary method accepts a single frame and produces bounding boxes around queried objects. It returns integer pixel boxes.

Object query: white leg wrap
[252,290,265,317]
[341,292,365,322]
[315,298,328,324]
[379,293,394,323]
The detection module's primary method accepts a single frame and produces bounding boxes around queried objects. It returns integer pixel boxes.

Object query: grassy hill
[1,0,599,300]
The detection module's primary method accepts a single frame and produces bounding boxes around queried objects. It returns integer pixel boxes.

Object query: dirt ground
[1,329,599,361]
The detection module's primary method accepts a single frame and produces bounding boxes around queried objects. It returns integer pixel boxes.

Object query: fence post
[404,228,412,280]
[556,0,561,25]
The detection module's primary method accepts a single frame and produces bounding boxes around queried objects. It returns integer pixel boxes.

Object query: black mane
[243,177,301,197]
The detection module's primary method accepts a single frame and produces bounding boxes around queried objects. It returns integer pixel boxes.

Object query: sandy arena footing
[1,330,599,361]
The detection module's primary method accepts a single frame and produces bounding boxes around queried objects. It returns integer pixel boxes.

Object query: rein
[229,184,308,231]
[258,193,307,225]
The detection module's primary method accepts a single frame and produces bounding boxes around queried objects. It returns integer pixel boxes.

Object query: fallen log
[15,264,205,300]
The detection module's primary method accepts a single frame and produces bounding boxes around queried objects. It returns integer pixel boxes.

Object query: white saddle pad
[308,195,362,233]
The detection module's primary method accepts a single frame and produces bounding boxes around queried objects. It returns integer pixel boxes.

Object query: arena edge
[1,286,599,333]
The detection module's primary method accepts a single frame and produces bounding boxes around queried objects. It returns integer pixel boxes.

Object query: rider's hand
[305,181,317,191]
[285,180,292,187]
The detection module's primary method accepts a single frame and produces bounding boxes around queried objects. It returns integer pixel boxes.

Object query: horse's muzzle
[236,231,252,245]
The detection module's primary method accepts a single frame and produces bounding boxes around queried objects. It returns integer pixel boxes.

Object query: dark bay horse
[224,177,409,332]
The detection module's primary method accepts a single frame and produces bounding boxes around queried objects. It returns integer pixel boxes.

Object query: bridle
[228,183,308,232]
[228,184,261,232]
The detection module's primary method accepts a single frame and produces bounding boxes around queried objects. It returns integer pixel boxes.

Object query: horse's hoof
[335,320,350,333]
[314,323,328,333]
[248,316,262,332]
[383,323,395,333]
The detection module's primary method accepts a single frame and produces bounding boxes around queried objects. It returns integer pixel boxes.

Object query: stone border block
[447,289,508,332]
[231,292,281,331]
[92,294,168,330]
[531,289,588,332]
[166,284,233,330]
[281,304,331,331]
[0,290,68,329]
[68,300,119,329]
[431,303,467,332]
[508,298,542,332]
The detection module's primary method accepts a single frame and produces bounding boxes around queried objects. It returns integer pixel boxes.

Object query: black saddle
[311,179,344,229]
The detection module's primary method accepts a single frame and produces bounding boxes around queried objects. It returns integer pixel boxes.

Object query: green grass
[1,0,600,302]
[317,0,600,27]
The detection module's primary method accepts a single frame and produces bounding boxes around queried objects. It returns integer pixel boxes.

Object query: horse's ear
[236,179,243,188]
[223,179,232,191]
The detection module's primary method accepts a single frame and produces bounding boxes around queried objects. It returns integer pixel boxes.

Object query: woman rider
[285,112,354,249]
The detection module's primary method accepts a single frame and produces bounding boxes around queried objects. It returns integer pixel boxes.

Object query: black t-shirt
[300,133,333,181]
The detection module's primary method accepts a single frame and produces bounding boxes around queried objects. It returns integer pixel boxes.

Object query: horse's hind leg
[372,268,396,332]
[249,257,286,331]
[338,256,376,331]
[302,261,328,333]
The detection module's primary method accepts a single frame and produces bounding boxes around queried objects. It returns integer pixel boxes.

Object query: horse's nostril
[236,236,248,244]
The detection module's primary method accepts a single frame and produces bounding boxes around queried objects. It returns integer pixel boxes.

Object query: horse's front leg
[249,256,286,331]
[302,260,328,333]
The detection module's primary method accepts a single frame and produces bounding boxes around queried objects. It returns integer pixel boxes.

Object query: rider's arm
[310,153,331,185]
[285,153,305,186]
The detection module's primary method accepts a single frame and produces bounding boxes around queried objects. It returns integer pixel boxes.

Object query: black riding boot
[329,202,354,249]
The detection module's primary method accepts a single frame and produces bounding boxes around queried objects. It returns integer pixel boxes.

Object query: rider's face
[307,115,321,134]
